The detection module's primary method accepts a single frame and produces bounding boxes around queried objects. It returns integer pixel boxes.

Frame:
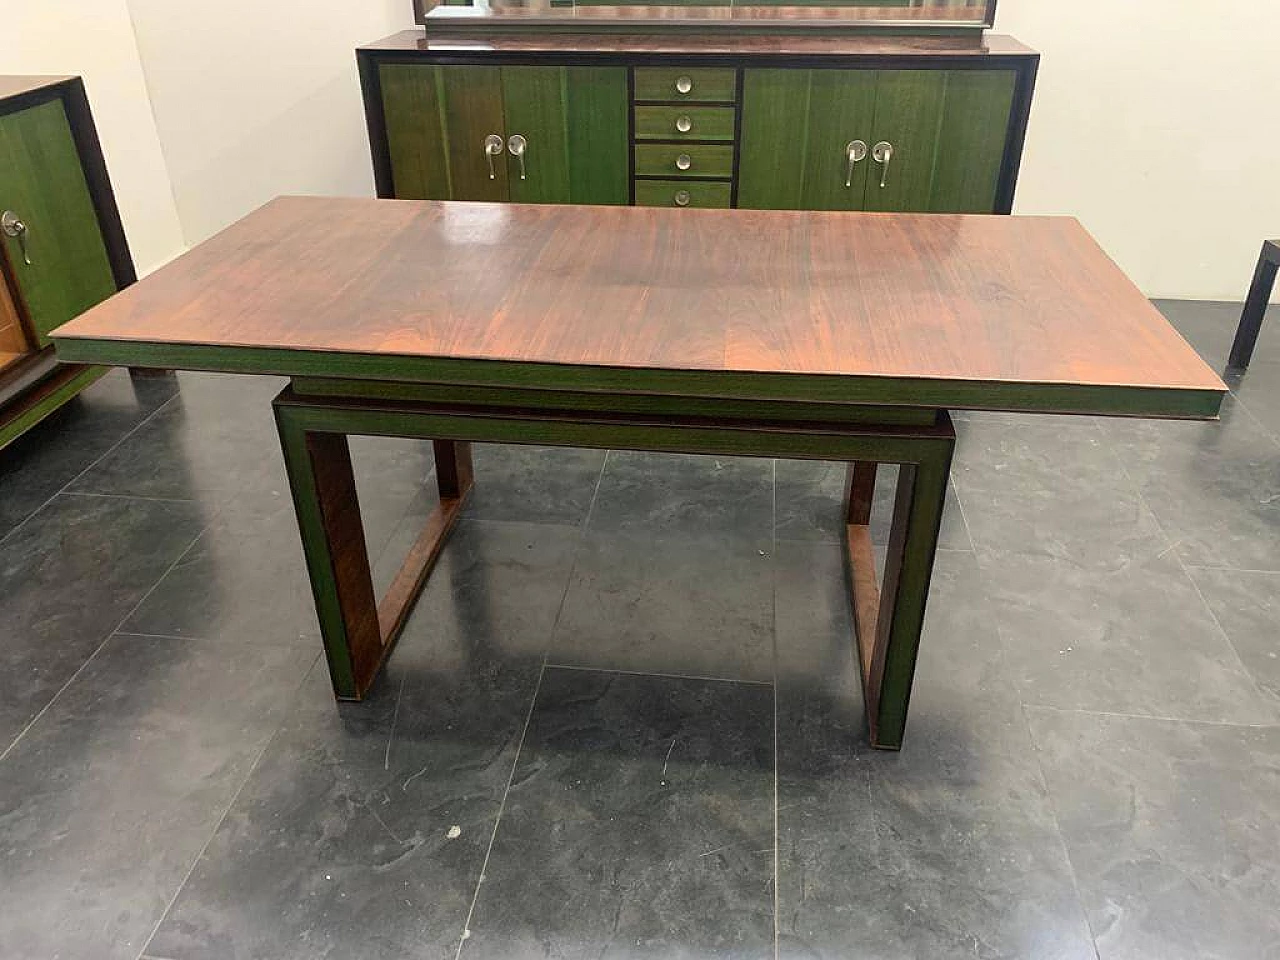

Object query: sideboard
[0,76,136,450]
[357,30,1037,214]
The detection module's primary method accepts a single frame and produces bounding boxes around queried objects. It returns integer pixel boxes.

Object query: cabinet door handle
[507,134,527,180]
[483,134,504,180]
[872,141,894,189]
[674,190,691,207]
[844,140,868,188]
[675,114,693,134]
[675,75,693,95]
[1,211,31,265]
[675,153,693,172]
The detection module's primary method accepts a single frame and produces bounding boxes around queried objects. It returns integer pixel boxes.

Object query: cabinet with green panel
[378,63,630,205]
[359,32,1037,216]
[0,76,135,451]
[738,67,1017,213]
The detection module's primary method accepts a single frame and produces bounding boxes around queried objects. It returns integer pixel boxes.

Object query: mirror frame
[413,0,998,30]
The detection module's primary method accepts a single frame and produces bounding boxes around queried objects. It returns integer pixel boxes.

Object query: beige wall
[7,1,186,275]
[11,2,1279,302]
[124,0,412,248]
[996,0,1280,300]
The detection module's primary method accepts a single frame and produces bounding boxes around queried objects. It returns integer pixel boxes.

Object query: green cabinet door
[862,70,946,213]
[740,67,1016,214]
[501,67,628,205]
[865,69,1017,213]
[0,99,116,347]
[738,69,877,211]
[380,64,627,206]
[928,70,1017,213]
[380,64,507,202]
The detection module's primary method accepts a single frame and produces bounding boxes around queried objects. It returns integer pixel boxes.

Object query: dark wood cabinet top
[0,76,76,105]
[359,28,1036,60]
[52,197,1223,419]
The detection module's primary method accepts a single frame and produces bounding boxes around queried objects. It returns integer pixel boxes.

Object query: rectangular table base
[273,385,955,750]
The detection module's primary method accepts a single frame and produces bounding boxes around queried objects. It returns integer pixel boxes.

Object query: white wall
[996,0,1280,301]
[123,0,412,248]
[6,0,186,276]
[11,2,1279,301]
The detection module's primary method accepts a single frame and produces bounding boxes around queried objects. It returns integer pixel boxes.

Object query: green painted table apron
[50,197,1227,751]
[275,380,953,750]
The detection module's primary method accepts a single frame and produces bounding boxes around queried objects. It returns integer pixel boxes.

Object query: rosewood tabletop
[49,197,1226,751]
[52,196,1225,419]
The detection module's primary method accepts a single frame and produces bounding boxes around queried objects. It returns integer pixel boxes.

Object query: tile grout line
[1018,699,1105,960]
[1099,420,1280,720]
[1226,376,1280,448]
[959,490,1104,960]
[447,448,603,958]
[770,457,780,960]
[542,449,609,652]
[58,490,196,505]
[1182,562,1280,577]
[948,470,978,553]
[136,652,322,960]
[0,522,210,764]
[0,387,182,551]
[453,658,548,960]
[1024,702,1280,729]
[543,661,771,686]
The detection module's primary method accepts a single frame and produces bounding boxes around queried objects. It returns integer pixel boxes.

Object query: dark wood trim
[626,66,636,204]
[844,461,877,525]
[994,54,1038,214]
[60,78,138,289]
[0,363,106,451]
[730,66,744,208]
[358,47,1038,73]
[0,347,59,408]
[357,51,397,199]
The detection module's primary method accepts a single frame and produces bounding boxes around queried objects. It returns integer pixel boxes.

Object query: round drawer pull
[675,115,693,134]
[675,154,693,171]
[675,76,693,95]
[674,190,692,207]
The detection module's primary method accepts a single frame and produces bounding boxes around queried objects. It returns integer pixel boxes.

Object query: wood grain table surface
[52,196,1225,418]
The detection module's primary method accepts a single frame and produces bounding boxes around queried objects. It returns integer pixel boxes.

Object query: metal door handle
[507,134,527,180]
[675,153,692,172]
[1,211,31,265]
[674,190,691,207]
[675,114,693,134]
[483,134,504,180]
[872,141,894,189]
[845,140,868,188]
[675,75,693,95]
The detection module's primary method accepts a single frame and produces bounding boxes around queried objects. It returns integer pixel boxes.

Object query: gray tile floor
[1,300,1278,960]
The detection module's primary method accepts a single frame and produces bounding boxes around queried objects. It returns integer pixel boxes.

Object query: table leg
[844,442,953,750]
[1228,241,1279,371]
[274,405,472,699]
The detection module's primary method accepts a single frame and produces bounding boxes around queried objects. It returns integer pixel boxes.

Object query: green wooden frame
[273,382,954,750]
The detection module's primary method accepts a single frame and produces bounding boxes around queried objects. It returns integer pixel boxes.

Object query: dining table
[51,196,1226,749]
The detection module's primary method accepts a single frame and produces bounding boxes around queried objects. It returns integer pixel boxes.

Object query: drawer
[633,143,734,179]
[634,180,732,209]
[633,68,737,103]
[634,105,736,142]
